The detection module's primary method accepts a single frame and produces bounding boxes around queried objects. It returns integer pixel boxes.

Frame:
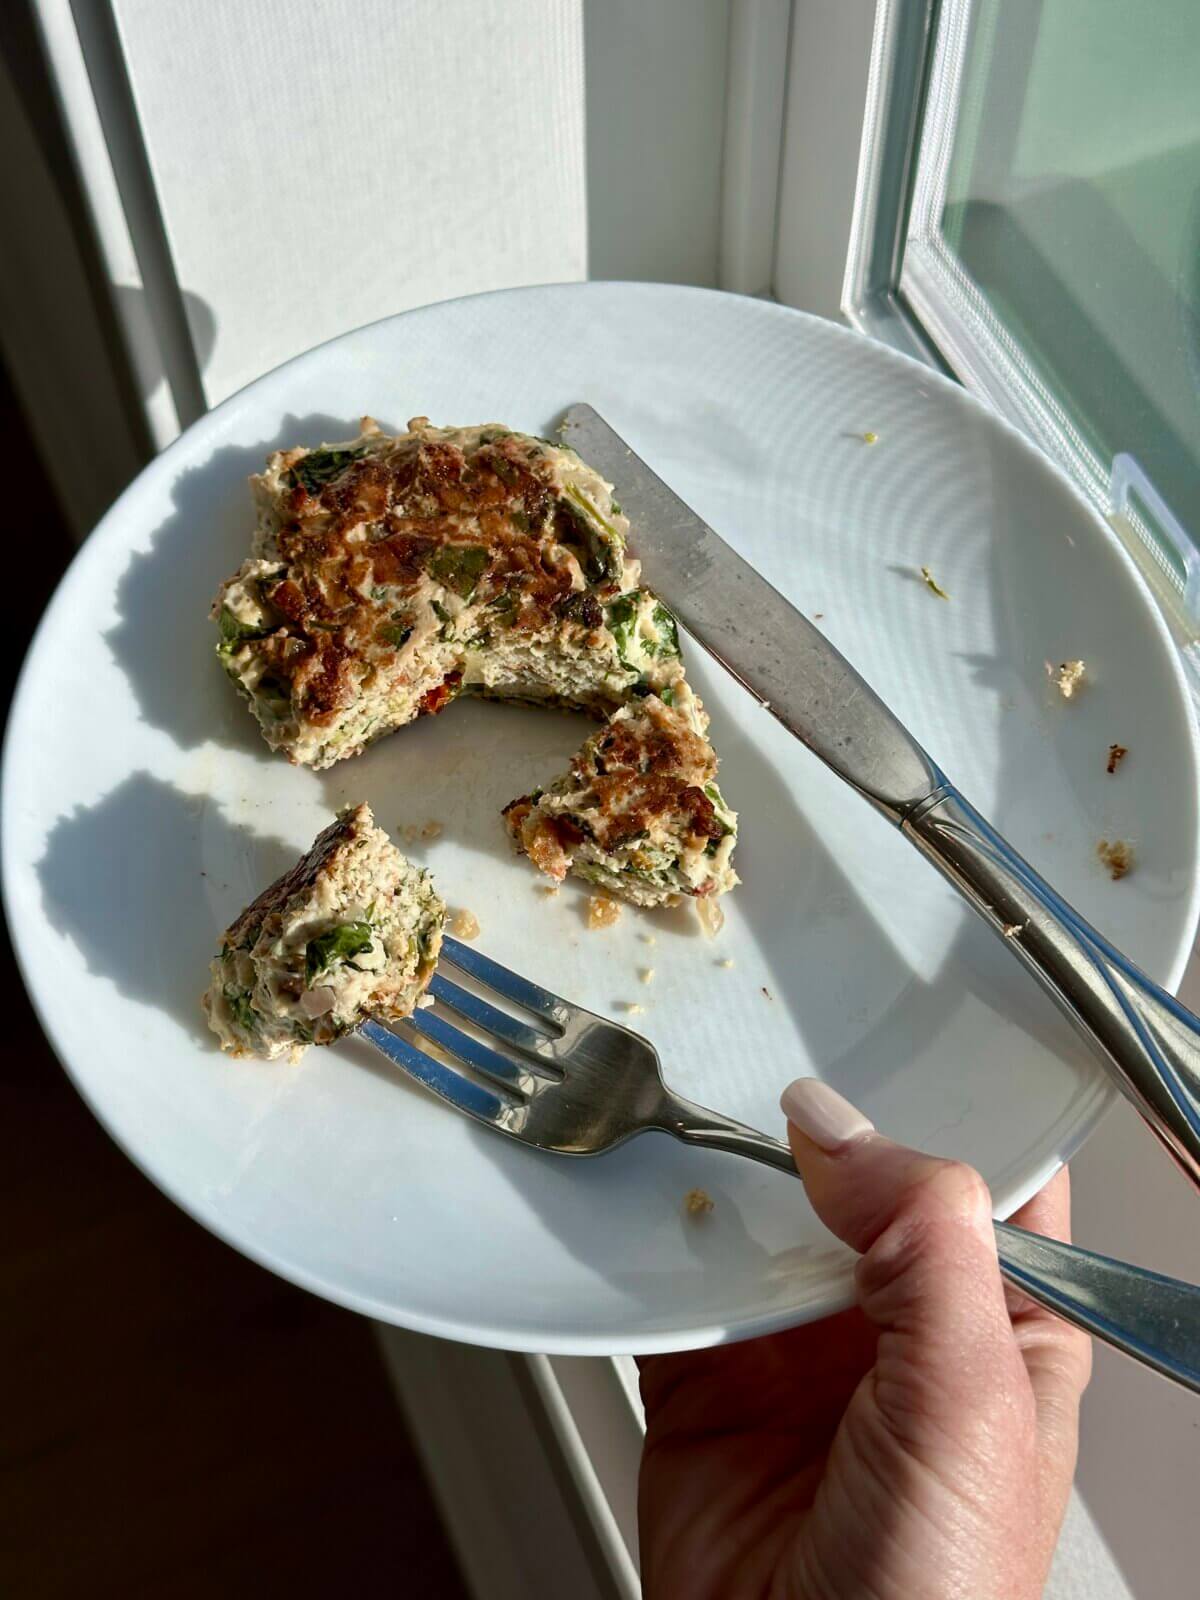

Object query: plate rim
[5,279,1199,1353]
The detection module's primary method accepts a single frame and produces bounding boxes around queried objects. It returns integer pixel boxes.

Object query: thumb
[780,1078,1025,1436]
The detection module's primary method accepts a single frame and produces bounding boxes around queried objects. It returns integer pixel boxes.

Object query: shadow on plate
[37,770,295,1049]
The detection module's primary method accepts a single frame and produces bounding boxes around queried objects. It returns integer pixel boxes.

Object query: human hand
[637,1079,1091,1599]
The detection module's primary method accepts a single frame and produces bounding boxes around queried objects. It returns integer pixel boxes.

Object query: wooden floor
[1,365,469,1598]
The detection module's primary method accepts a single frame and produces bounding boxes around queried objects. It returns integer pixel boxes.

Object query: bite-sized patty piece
[213,417,682,768]
[203,802,443,1060]
[503,680,738,910]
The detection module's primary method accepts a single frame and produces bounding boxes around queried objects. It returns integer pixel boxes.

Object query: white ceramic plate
[5,284,1199,1353]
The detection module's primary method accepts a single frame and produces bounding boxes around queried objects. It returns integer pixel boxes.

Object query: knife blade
[560,403,940,822]
[559,406,1200,1195]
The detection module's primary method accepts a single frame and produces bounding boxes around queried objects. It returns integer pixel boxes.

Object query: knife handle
[904,785,1200,1191]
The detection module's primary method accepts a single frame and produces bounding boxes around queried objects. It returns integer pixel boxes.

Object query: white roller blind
[110,0,588,405]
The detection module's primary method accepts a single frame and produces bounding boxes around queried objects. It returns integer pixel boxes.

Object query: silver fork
[363,936,1200,1393]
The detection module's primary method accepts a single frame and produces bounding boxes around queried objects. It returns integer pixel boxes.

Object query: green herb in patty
[255,673,293,720]
[223,985,259,1034]
[429,544,490,599]
[305,921,375,984]
[286,447,365,494]
[560,484,623,582]
[217,605,268,647]
[703,782,735,837]
[648,601,680,658]
[605,594,639,665]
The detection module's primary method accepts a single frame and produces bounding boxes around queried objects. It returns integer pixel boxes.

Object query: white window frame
[899,0,1196,630]
[772,0,1196,637]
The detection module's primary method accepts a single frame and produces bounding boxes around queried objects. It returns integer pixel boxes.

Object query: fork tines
[361,937,569,1124]
[438,935,572,1026]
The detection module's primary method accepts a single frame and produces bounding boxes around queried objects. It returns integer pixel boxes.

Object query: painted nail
[779,1078,874,1151]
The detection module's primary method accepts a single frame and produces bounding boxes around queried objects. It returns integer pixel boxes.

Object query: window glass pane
[911,0,1200,588]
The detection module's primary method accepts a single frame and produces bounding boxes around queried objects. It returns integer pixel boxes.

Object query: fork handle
[904,784,1200,1191]
[659,1093,800,1174]
[660,1092,1200,1393]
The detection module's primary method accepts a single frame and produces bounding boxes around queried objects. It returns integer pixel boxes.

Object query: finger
[1003,1165,1073,1321]
[1002,1168,1091,1394]
[637,1307,877,1438]
[1001,1166,1091,1493]
[1008,1164,1071,1243]
[780,1078,1028,1442]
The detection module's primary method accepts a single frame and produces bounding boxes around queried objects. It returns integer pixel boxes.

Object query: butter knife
[561,402,1200,1191]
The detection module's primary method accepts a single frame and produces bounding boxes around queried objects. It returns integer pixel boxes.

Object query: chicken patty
[503,680,738,911]
[213,418,681,767]
[203,802,443,1060]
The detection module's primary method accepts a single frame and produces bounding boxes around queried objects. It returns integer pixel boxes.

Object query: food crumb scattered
[640,967,655,985]
[420,820,444,841]
[1097,839,1133,881]
[538,883,560,896]
[718,957,735,970]
[400,823,420,845]
[588,895,622,930]
[812,612,824,620]
[417,992,436,1009]
[1051,659,1087,700]
[641,933,657,947]
[695,897,725,938]
[862,431,879,445]
[761,985,773,1001]
[1002,922,1025,939]
[684,1187,715,1217]
[1106,743,1129,775]
[623,1001,646,1015]
[449,908,481,939]
[920,565,950,600]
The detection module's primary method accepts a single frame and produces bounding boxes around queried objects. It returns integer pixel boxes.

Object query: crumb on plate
[684,1187,714,1217]
[718,957,735,969]
[1002,922,1025,939]
[588,894,622,929]
[862,431,878,445]
[695,897,725,938]
[641,933,656,947]
[1106,743,1128,774]
[1052,660,1087,700]
[449,908,481,939]
[420,820,444,840]
[1097,839,1133,880]
[761,985,773,1001]
[622,1001,645,1015]
[920,565,950,599]
[640,967,655,985]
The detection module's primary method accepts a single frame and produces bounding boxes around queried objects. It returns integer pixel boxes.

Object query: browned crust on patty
[219,420,627,732]
[564,700,721,851]
[503,693,726,872]
[223,802,371,950]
